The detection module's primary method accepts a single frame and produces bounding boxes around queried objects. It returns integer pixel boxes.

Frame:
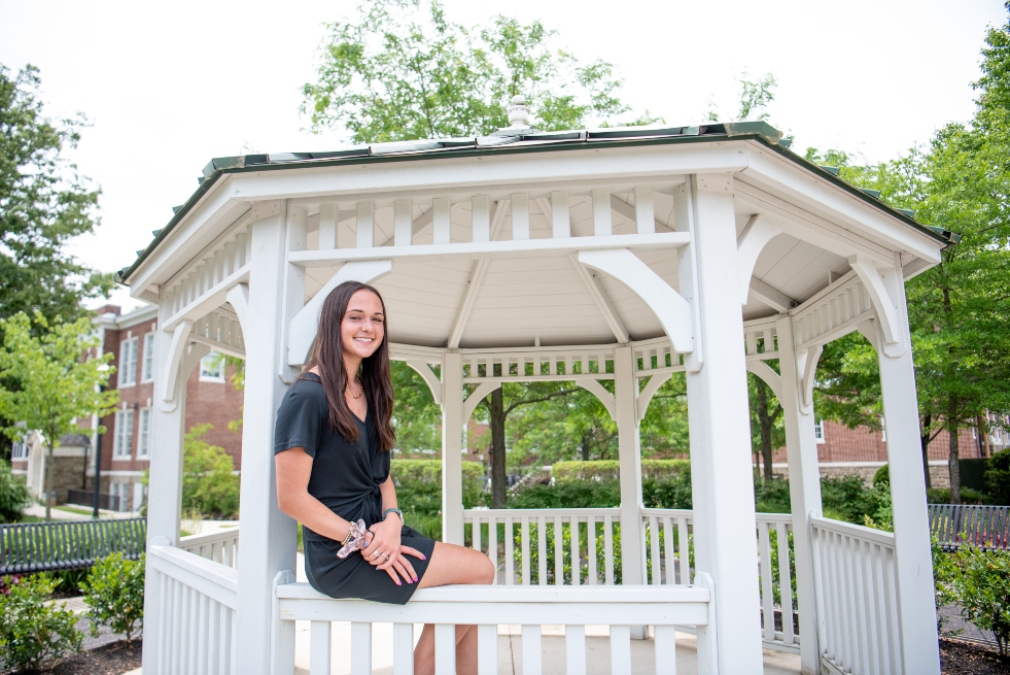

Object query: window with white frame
[11,441,28,460]
[881,416,887,443]
[114,409,134,459]
[119,337,138,386]
[199,352,226,383]
[814,419,826,443]
[141,333,155,382]
[137,408,151,458]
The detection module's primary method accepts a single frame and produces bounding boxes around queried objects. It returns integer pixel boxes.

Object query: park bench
[0,517,146,575]
[927,504,1009,552]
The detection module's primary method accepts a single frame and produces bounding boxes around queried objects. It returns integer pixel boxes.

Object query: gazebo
[120,100,951,675]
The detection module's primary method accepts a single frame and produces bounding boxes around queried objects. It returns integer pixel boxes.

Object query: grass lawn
[53,504,95,516]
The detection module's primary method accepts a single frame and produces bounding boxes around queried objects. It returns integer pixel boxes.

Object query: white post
[615,346,646,639]
[875,259,940,675]
[442,351,464,544]
[776,316,823,675]
[682,174,764,674]
[141,308,188,675]
[234,202,299,674]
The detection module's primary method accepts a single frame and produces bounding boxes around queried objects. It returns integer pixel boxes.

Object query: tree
[391,361,441,455]
[0,64,113,329]
[181,424,240,519]
[0,312,118,519]
[302,0,636,140]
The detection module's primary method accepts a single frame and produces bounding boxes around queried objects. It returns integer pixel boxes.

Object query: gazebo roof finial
[507,95,532,128]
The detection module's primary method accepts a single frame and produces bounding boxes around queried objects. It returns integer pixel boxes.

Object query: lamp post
[92,397,104,519]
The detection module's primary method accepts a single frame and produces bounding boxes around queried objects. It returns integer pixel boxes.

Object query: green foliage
[932,538,960,635]
[0,64,113,332]
[512,520,627,585]
[80,552,145,641]
[984,449,1010,505]
[392,459,483,506]
[873,464,890,489]
[926,487,993,506]
[642,473,694,510]
[951,544,1010,657]
[302,0,635,141]
[392,362,441,455]
[0,312,118,520]
[0,458,33,522]
[504,480,621,509]
[182,424,239,519]
[819,476,892,527]
[551,459,691,483]
[0,573,82,671]
[753,478,792,514]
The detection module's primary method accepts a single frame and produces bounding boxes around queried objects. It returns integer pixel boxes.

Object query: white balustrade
[179,527,241,568]
[276,582,712,675]
[148,545,238,674]
[811,516,901,675]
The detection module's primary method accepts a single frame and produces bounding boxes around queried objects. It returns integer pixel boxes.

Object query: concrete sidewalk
[22,503,139,521]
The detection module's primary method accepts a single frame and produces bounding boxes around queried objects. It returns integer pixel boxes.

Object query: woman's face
[340,289,385,364]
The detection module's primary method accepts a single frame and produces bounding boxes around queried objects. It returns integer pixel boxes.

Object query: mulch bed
[8,640,142,675]
[941,637,1010,675]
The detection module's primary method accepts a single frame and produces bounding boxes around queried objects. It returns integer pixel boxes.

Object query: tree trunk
[489,388,507,509]
[948,414,961,505]
[756,380,774,482]
[45,442,54,521]
[920,414,932,491]
[581,431,590,462]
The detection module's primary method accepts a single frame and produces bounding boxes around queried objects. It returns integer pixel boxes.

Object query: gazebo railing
[179,528,240,568]
[147,544,238,674]
[274,579,713,675]
[811,516,901,675]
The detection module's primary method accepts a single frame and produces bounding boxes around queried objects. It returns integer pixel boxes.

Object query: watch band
[382,507,404,523]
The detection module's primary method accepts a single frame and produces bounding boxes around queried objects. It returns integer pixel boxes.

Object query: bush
[182,424,239,519]
[551,459,690,483]
[873,464,889,489]
[926,487,992,505]
[985,449,1010,505]
[0,458,34,523]
[0,573,82,671]
[503,480,621,509]
[80,552,145,641]
[951,544,1010,657]
[820,475,891,526]
[754,478,791,514]
[392,459,483,507]
[932,538,960,635]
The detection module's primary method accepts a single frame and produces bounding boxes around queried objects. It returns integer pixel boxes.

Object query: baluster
[357,201,375,248]
[581,356,589,375]
[571,517,580,586]
[549,355,557,376]
[486,357,494,378]
[157,574,169,672]
[505,516,514,585]
[351,622,372,674]
[393,623,414,675]
[565,356,573,376]
[537,516,547,586]
[650,515,661,585]
[654,625,677,675]
[587,515,597,585]
[746,331,758,356]
[521,625,543,675]
[511,193,530,240]
[592,188,611,236]
[235,233,247,268]
[471,195,490,243]
[477,625,498,675]
[488,515,498,583]
[565,625,587,674]
[435,624,456,674]
[394,199,412,247]
[664,518,675,585]
[860,540,880,674]
[244,230,252,266]
[609,625,631,674]
[432,197,450,245]
[677,518,690,584]
[764,328,775,353]
[777,523,795,645]
[552,191,570,239]
[188,586,199,673]
[634,185,655,234]
[521,517,531,585]
[554,515,564,585]
[604,515,614,585]
[214,250,225,284]
[223,241,236,277]
[196,594,209,675]
[206,600,219,673]
[758,522,774,642]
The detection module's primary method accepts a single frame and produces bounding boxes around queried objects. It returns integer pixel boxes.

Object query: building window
[881,416,887,443]
[11,441,28,460]
[138,408,151,458]
[119,337,138,387]
[199,352,226,383]
[814,419,825,444]
[114,410,134,459]
[141,333,155,382]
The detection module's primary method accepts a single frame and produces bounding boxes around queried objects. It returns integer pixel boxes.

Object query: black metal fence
[0,517,146,575]
[928,504,1009,552]
[66,488,121,512]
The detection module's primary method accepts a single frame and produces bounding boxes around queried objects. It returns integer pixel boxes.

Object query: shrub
[926,487,992,505]
[80,552,145,641]
[873,464,889,489]
[643,472,693,509]
[392,459,483,507]
[985,448,1010,505]
[551,459,690,483]
[820,475,891,526]
[182,424,239,519]
[754,478,791,514]
[0,573,82,671]
[931,538,960,635]
[951,544,1010,657]
[0,458,33,523]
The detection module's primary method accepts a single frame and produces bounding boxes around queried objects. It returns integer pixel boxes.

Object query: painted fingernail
[396,581,402,586]
[413,577,418,583]
[421,555,427,560]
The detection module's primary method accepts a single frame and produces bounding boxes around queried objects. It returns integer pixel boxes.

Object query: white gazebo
[122,102,950,675]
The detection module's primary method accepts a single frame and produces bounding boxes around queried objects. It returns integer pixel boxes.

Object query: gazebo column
[682,174,764,673]
[234,203,299,673]
[441,351,465,544]
[614,346,645,638]
[872,261,940,675]
[775,316,823,675]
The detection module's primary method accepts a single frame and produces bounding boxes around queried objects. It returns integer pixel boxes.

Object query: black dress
[273,373,436,604]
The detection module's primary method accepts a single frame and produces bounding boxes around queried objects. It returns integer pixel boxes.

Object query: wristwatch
[382,507,404,523]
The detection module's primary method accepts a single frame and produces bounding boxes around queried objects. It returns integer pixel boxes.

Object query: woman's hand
[362,517,413,584]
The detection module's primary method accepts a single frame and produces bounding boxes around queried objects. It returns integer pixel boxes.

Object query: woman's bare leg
[413,542,495,675]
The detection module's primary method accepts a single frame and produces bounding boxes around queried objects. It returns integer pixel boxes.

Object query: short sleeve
[273,381,327,457]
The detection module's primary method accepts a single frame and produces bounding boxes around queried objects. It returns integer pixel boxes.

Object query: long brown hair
[303,281,396,452]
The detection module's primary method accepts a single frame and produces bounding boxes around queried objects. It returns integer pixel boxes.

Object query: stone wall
[48,455,87,505]
[771,462,950,489]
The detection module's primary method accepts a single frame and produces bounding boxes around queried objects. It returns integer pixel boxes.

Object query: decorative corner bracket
[795,344,823,414]
[408,360,445,407]
[636,372,672,423]
[737,214,783,305]
[462,380,499,421]
[847,255,905,358]
[158,320,193,411]
[226,283,250,334]
[578,379,617,422]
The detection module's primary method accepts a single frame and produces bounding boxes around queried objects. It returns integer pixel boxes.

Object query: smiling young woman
[273,280,495,675]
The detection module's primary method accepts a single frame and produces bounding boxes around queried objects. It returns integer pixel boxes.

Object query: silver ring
[372,550,382,558]
[382,553,389,560]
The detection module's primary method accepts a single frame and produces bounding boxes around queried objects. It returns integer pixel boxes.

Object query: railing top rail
[928,503,1010,515]
[277,582,709,603]
[178,527,240,547]
[0,516,146,531]
[640,507,694,518]
[463,507,621,518]
[754,512,794,524]
[149,544,239,589]
[811,515,896,548]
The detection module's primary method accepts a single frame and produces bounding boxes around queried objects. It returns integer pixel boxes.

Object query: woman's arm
[378,474,398,515]
[275,447,352,542]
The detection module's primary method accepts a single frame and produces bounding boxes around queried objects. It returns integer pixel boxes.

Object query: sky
[0,0,1005,311]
